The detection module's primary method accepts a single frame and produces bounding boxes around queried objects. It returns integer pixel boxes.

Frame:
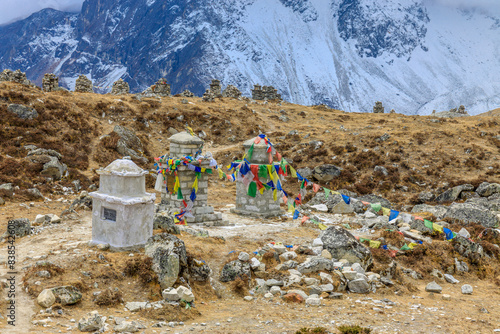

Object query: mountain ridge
[0,0,499,115]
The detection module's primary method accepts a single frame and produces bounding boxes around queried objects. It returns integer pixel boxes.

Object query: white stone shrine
[89,158,155,251]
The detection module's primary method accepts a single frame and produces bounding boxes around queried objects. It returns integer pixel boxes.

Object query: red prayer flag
[313,184,320,193]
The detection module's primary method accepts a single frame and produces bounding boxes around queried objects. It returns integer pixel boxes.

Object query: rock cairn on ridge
[252,84,281,101]
[373,101,384,113]
[0,69,34,86]
[111,78,130,95]
[75,75,94,93]
[222,84,242,98]
[151,78,171,96]
[180,89,194,97]
[209,79,222,97]
[42,73,59,92]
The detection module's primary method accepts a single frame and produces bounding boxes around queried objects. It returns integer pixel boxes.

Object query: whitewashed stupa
[89,157,155,251]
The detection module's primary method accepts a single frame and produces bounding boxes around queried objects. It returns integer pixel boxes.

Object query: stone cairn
[222,84,242,98]
[457,105,467,114]
[75,75,94,93]
[159,132,223,224]
[151,78,171,96]
[42,73,59,92]
[251,84,281,101]
[202,89,215,102]
[231,136,283,218]
[209,79,222,97]
[373,101,384,113]
[111,78,130,95]
[0,69,34,86]
[180,90,194,98]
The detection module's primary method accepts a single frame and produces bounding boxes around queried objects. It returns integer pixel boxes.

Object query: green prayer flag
[263,184,271,191]
[258,165,268,178]
[400,244,411,251]
[196,172,201,179]
[371,203,382,212]
[424,219,434,230]
[247,181,257,198]
[324,188,331,199]
[177,188,183,200]
[300,180,306,189]
[206,168,213,174]
[247,143,255,161]
[359,238,369,242]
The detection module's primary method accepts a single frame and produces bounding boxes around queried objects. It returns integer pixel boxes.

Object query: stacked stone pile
[251,84,281,101]
[75,75,94,93]
[0,69,34,86]
[151,78,171,96]
[42,73,59,92]
[180,89,195,97]
[209,79,222,97]
[111,78,130,95]
[202,89,214,102]
[222,84,242,98]
[373,101,384,113]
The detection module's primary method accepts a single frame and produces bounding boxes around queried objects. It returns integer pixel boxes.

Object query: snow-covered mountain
[1,0,499,115]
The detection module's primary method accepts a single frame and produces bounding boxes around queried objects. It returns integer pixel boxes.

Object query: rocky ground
[0,81,499,333]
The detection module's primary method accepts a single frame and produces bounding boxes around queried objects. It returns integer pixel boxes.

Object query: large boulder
[26,148,67,180]
[297,257,334,274]
[220,260,251,282]
[320,226,373,270]
[113,125,147,164]
[358,194,392,209]
[476,182,500,197]
[153,214,180,234]
[435,184,474,203]
[4,218,31,238]
[8,104,38,119]
[51,286,82,305]
[444,203,499,228]
[453,235,484,261]
[145,233,187,289]
[411,204,448,220]
[312,164,341,182]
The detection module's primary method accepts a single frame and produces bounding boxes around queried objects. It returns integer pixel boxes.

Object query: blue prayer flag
[293,210,299,220]
[389,209,399,221]
[443,228,454,240]
[190,189,196,201]
[341,194,350,205]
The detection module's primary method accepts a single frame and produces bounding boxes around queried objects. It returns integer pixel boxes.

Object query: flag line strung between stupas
[155,133,470,249]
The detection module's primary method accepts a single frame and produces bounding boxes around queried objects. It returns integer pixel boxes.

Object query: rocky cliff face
[0,0,499,115]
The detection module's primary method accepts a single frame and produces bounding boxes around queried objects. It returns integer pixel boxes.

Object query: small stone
[238,252,250,262]
[425,281,442,293]
[351,263,365,274]
[442,294,451,301]
[461,284,473,295]
[444,274,459,284]
[37,289,56,308]
[270,286,281,295]
[250,257,261,270]
[305,297,321,306]
[329,292,343,300]
[78,311,103,332]
[283,293,304,303]
[264,292,273,299]
[321,249,332,259]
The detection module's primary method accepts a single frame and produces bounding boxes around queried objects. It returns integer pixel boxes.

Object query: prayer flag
[313,183,320,193]
[433,223,444,233]
[293,210,299,220]
[369,240,381,248]
[324,188,331,199]
[247,182,257,197]
[371,203,382,212]
[342,194,351,205]
[382,207,391,216]
[443,227,454,240]
[424,219,434,230]
[389,210,399,221]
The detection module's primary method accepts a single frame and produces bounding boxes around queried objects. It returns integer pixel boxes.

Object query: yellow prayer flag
[382,207,391,216]
[201,168,206,173]
[408,242,419,249]
[174,176,180,193]
[259,187,265,195]
[433,223,444,233]
[273,189,277,201]
[318,223,327,230]
[332,191,340,195]
[218,168,224,179]
[192,178,199,192]
[288,204,294,213]
[369,240,381,248]
[290,166,297,178]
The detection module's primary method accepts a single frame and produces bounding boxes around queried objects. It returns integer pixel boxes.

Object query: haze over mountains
[0,0,499,115]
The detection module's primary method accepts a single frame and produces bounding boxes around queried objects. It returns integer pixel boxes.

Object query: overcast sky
[0,0,84,25]
[1,0,500,25]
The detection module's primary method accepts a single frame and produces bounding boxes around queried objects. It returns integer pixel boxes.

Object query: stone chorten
[111,78,130,95]
[231,137,283,218]
[152,78,171,96]
[159,132,222,224]
[373,101,384,113]
[209,79,222,97]
[75,75,94,93]
[89,158,155,251]
[42,73,59,92]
